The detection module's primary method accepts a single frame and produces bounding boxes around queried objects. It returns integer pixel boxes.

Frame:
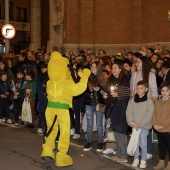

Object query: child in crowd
[37,63,48,134]
[152,82,170,170]
[12,69,25,125]
[0,72,12,123]
[23,71,37,128]
[126,80,154,169]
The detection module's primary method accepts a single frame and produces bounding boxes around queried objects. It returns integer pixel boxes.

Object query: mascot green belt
[41,51,90,167]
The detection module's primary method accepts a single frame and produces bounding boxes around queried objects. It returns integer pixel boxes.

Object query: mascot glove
[78,68,91,78]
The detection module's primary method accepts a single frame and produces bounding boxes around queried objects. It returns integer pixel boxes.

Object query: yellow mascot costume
[41,51,90,167]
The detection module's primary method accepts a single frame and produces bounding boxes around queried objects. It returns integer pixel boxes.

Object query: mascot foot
[56,152,73,167]
[41,147,55,161]
[41,156,54,162]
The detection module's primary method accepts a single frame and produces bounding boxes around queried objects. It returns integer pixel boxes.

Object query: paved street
[0,123,160,170]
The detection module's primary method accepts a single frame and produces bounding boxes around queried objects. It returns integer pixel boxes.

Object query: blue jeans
[85,105,103,143]
[134,128,149,160]
[38,112,46,128]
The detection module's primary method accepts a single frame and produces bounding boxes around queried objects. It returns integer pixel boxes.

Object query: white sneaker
[73,134,80,139]
[37,128,44,134]
[102,149,115,155]
[139,160,147,169]
[70,128,75,136]
[132,159,139,167]
[7,119,12,124]
[2,118,6,123]
[15,122,19,126]
[0,119,2,123]
[147,153,152,160]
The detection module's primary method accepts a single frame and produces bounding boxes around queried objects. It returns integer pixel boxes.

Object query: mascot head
[48,51,71,80]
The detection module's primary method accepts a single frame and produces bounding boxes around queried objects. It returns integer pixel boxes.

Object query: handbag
[96,103,106,113]
[127,128,141,156]
[21,99,32,123]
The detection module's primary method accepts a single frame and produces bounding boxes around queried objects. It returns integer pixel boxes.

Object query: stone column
[29,0,41,52]
[47,0,64,53]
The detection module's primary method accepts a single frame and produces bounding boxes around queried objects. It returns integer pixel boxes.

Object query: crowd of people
[0,44,170,169]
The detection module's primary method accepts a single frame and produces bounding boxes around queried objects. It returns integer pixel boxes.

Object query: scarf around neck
[134,93,147,103]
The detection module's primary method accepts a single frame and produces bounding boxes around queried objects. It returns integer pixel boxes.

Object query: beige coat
[152,98,170,132]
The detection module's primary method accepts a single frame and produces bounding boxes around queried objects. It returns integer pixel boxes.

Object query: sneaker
[73,134,80,139]
[7,119,12,124]
[139,160,147,169]
[116,158,128,163]
[15,122,19,126]
[132,159,140,167]
[83,143,92,151]
[70,128,75,136]
[102,149,115,155]
[113,150,116,155]
[0,119,2,123]
[37,128,44,134]
[96,143,103,152]
[147,153,152,160]
[2,118,6,123]
[110,155,120,161]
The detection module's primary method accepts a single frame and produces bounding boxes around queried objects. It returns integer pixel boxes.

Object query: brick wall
[140,0,170,43]
[64,0,170,44]
[64,0,79,43]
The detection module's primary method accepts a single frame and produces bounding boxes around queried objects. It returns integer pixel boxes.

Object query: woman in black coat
[103,60,131,162]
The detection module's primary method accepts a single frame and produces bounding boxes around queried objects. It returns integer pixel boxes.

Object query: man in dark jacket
[14,52,29,76]
[161,61,170,83]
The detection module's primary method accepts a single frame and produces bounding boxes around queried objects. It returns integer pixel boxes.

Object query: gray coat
[126,97,154,130]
